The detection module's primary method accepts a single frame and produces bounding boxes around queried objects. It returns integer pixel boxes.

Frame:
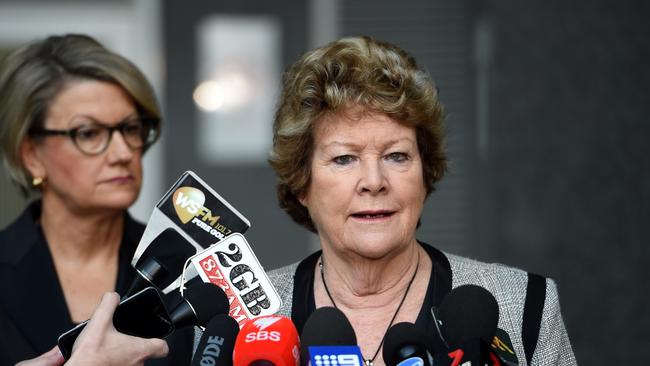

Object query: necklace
[319,251,420,366]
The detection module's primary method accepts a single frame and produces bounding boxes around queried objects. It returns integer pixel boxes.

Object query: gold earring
[32,177,44,187]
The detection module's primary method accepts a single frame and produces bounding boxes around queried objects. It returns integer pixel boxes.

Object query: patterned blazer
[267,245,577,366]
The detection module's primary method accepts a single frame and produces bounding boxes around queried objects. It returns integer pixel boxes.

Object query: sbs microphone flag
[232,315,300,366]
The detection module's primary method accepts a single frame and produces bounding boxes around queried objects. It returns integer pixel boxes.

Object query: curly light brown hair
[268,36,447,233]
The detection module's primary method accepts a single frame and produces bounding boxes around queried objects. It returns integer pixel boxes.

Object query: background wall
[473,2,650,363]
[0,0,648,364]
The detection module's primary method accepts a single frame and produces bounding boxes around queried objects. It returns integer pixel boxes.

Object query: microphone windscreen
[233,315,300,366]
[184,282,230,327]
[300,307,357,364]
[382,322,431,366]
[192,314,240,366]
[136,228,196,288]
[439,284,499,347]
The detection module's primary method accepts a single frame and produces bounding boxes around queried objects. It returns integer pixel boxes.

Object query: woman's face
[24,79,143,214]
[300,108,427,260]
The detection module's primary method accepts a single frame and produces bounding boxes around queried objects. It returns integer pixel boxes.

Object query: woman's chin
[342,235,411,261]
[93,193,139,212]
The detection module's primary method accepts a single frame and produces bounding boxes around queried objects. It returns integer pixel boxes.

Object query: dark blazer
[0,201,193,366]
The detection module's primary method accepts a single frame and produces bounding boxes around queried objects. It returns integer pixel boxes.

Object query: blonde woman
[0,34,192,365]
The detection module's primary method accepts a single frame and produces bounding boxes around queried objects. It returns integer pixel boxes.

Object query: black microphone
[191,314,240,366]
[440,285,499,348]
[491,328,519,366]
[170,281,230,330]
[383,322,432,366]
[299,307,359,366]
[126,227,196,297]
[434,284,504,366]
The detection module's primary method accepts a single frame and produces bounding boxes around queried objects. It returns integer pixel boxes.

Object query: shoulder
[446,252,530,296]
[268,262,299,318]
[0,201,41,264]
[445,252,575,365]
[446,253,530,342]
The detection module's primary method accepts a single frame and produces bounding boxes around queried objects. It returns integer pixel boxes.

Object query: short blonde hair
[268,36,447,232]
[0,34,161,195]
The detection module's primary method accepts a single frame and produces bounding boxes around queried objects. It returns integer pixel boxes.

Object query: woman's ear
[298,191,308,207]
[20,137,46,180]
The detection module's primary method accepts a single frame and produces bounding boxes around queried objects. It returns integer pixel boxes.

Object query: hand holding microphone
[68,292,169,366]
[17,293,169,366]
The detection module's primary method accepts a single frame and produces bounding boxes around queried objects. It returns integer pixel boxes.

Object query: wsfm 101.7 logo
[172,186,232,241]
[309,346,364,366]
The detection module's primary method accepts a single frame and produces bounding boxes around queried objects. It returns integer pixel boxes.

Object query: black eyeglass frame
[28,118,160,156]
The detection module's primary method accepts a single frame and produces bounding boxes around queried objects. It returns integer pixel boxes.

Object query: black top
[290,242,452,353]
[0,201,193,366]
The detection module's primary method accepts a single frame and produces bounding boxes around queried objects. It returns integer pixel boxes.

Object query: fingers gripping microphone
[383,322,432,366]
[127,228,196,297]
[192,314,240,366]
[171,282,230,330]
[232,315,300,366]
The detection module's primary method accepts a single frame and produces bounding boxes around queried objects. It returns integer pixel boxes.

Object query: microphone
[300,307,362,366]
[170,281,230,330]
[439,285,499,348]
[490,328,519,366]
[434,285,504,366]
[382,322,432,366]
[192,314,240,366]
[126,227,196,297]
[232,315,300,366]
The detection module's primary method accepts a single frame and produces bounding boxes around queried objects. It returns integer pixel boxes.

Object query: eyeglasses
[28,118,159,156]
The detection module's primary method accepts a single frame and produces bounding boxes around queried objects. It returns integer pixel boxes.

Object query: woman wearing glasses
[0,34,192,365]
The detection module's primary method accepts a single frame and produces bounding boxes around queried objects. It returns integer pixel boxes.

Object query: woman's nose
[106,130,134,162]
[357,159,388,194]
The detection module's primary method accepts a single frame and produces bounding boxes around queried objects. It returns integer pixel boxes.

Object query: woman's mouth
[351,210,395,220]
[105,176,134,184]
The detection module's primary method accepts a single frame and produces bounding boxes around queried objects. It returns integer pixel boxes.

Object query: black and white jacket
[266,242,577,366]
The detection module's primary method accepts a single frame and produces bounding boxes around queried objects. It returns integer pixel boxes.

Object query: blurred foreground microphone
[300,307,362,366]
[126,227,196,297]
[170,282,230,330]
[192,314,240,366]
[232,315,300,366]
[434,284,503,366]
[383,322,432,366]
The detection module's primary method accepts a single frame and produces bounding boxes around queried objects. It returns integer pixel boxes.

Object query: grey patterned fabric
[266,251,577,366]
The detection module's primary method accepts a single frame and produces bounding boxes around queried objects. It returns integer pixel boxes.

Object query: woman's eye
[385,152,408,162]
[123,122,143,137]
[76,126,103,141]
[333,155,356,165]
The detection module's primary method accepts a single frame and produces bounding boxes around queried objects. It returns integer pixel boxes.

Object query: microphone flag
[131,170,251,293]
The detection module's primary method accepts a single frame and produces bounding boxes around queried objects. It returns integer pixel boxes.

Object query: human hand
[14,346,64,366]
[66,292,169,366]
